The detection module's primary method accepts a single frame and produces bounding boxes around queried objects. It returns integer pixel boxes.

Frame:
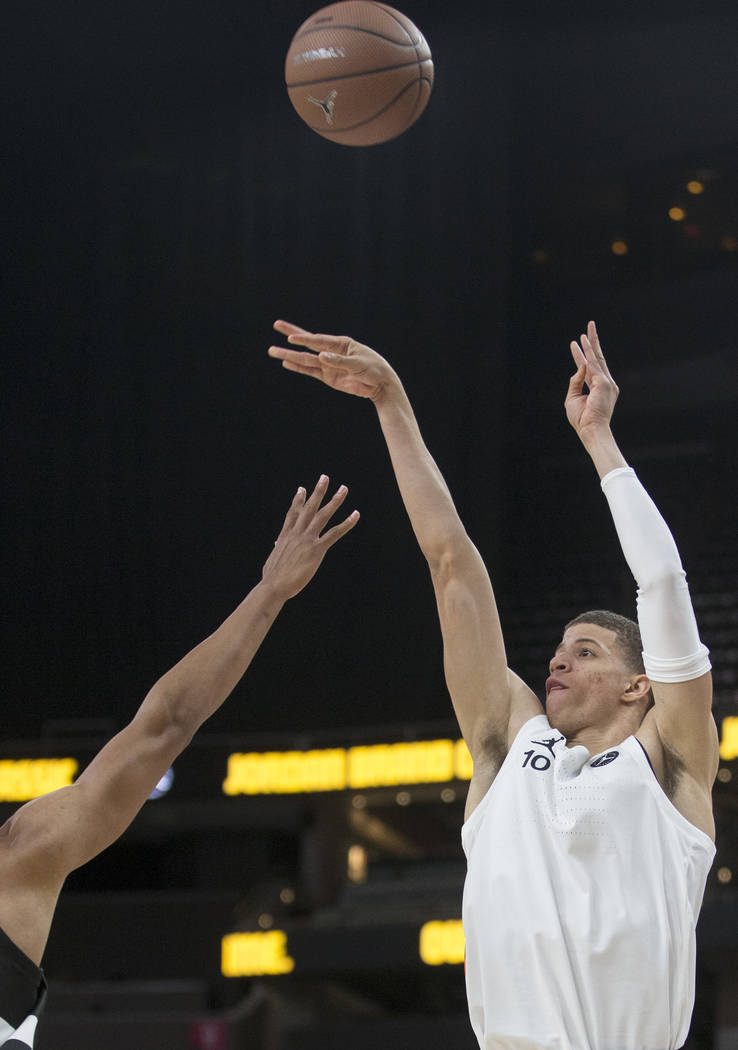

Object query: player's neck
[564,723,633,756]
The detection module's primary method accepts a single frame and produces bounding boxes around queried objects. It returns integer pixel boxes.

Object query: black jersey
[0,926,46,1049]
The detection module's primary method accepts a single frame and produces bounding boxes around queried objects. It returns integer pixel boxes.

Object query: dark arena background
[3,0,738,1047]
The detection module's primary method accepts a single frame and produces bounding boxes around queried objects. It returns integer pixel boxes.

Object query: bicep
[10,715,187,882]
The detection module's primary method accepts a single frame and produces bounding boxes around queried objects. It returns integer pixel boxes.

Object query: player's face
[544,623,631,733]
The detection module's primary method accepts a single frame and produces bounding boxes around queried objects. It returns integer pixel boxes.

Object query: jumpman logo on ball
[307,89,337,125]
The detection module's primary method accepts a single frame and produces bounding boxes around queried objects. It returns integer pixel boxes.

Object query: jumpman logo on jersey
[531,735,565,756]
[307,90,337,125]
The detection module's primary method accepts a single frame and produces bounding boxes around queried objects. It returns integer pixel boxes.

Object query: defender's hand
[565,321,620,444]
[268,320,399,403]
[262,476,359,601]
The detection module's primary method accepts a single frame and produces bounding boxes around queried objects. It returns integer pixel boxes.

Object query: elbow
[428,547,459,589]
[425,527,474,580]
[636,560,688,596]
[146,717,193,774]
[141,686,197,753]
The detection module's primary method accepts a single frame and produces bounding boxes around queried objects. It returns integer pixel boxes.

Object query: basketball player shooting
[0,478,358,1049]
[269,320,719,1050]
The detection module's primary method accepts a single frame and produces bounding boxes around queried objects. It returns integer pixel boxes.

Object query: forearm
[598,458,710,680]
[373,381,467,562]
[140,579,286,740]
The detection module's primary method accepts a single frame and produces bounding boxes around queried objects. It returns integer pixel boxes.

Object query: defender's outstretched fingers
[302,474,331,516]
[275,486,306,541]
[313,484,349,532]
[320,509,360,548]
[290,485,307,511]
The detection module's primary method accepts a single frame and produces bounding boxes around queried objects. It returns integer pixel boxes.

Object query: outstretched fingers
[274,485,307,541]
[273,319,311,338]
[571,327,610,394]
[587,320,603,358]
[268,341,368,392]
[320,508,360,547]
[569,338,587,370]
[266,478,359,599]
[273,319,349,356]
[576,324,604,373]
[302,474,332,517]
[313,482,349,532]
[567,339,588,388]
[268,345,325,377]
[585,320,616,382]
[298,476,360,545]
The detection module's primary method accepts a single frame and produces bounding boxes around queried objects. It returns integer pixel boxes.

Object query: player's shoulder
[470,672,543,770]
[464,675,544,821]
[638,681,719,786]
[635,709,717,841]
[506,672,545,750]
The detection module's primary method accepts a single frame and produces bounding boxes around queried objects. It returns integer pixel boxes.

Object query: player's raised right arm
[269,322,542,772]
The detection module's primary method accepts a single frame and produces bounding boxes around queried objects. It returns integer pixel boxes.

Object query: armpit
[661,739,686,800]
[474,724,507,771]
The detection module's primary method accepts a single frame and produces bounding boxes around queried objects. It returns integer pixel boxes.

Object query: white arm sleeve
[600,466,710,683]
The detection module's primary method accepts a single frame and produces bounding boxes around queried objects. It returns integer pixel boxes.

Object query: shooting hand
[269,320,399,404]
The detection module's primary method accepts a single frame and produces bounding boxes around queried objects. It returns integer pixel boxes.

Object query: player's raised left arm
[566,322,718,797]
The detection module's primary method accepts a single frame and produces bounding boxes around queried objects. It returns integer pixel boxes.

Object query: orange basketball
[284,2,434,146]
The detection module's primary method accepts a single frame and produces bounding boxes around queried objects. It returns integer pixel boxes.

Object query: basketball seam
[308,76,432,135]
[365,2,429,124]
[286,58,428,90]
[364,2,417,46]
[291,24,420,48]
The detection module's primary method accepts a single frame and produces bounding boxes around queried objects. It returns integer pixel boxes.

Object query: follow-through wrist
[579,424,616,453]
[372,371,406,410]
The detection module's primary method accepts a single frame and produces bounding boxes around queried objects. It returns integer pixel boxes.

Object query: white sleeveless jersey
[461,714,715,1050]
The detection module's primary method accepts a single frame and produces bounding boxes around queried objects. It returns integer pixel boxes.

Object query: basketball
[284,2,434,146]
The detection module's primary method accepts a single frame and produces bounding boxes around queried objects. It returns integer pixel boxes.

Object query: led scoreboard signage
[220,920,466,978]
[222,930,295,977]
[720,716,738,760]
[0,758,78,802]
[2,718,734,801]
[222,738,474,796]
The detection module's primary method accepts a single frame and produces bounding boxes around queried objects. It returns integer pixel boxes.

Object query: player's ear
[622,674,651,705]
